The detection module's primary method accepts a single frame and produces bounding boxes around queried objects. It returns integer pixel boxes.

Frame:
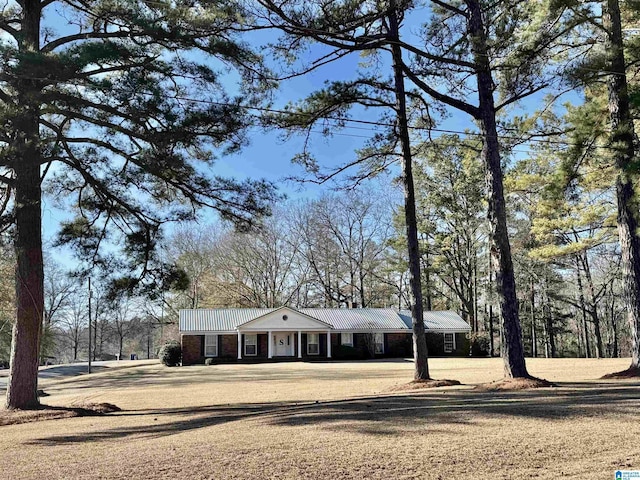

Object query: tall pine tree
[1,0,277,409]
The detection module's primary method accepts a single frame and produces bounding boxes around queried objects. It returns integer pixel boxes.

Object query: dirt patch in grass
[0,402,121,426]
[601,366,640,379]
[475,376,554,391]
[386,378,461,392]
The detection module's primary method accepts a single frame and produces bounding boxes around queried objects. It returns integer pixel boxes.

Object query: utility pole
[88,277,92,374]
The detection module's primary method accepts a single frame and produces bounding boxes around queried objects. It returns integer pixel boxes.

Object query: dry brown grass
[0,357,637,480]
[386,378,461,391]
[0,403,121,426]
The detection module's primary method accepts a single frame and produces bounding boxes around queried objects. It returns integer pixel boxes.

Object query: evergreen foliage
[158,340,182,367]
[1,0,278,408]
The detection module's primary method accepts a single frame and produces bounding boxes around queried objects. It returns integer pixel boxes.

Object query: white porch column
[298,331,302,359]
[237,331,242,360]
[327,331,332,358]
[268,330,273,359]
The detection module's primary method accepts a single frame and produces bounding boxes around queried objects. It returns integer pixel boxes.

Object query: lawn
[0,357,637,479]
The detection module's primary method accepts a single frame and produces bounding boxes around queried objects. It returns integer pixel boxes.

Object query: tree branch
[402,63,480,117]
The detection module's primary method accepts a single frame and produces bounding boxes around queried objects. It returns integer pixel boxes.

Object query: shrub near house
[159,341,182,366]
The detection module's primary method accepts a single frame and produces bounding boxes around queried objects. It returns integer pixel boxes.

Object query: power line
[156,93,614,151]
[4,72,616,151]
[247,125,566,157]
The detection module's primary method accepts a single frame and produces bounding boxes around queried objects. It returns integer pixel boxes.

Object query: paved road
[0,360,130,391]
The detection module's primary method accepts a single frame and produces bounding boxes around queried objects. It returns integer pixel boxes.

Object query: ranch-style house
[179,306,471,365]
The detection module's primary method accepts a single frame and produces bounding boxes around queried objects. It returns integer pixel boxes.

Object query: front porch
[232,307,334,360]
[235,331,332,360]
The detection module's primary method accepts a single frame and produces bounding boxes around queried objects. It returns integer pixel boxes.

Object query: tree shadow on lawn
[38,365,410,394]
[27,381,640,446]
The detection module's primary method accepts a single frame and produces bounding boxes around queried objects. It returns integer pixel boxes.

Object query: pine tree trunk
[610,291,619,358]
[467,0,528,378]
[543,279,556,358]
[489,303,495,356]
[424,249,432,310]
[548,310,556,358]
[602,0,640,370]
[541,303,550,358]
[530,278,537,358]
[575,257,591,358]
[576,308,584,358]
[581,254,604,358]
[7,162,44,409]
[5,0,44,410]
[487,252,495,357]
[388,1,429,380]
[541,277,549,358]
[473,254,479,333]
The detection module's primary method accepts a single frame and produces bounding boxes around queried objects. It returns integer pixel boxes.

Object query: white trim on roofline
[427,329,469,333]
[181,328,469,335]
[238,328,409,333]
[236,306,333,329]
[181,331,231,336]
[330,329,411,334]
[238,326,331,332]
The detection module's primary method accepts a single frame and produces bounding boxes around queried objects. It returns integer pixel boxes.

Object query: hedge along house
[179,306,471,365]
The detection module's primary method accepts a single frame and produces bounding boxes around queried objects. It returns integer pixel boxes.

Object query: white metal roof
[300,308,408,330]
[179,308,470,333]
[180,308,277,332]
[400,310,472,333]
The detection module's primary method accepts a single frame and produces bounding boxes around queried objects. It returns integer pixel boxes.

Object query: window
[307,333,319,355]
[374,333,384,354]
[245,334,257,356]
[341,332,353,347]
[444,333,455,353]
[204,335,218,357]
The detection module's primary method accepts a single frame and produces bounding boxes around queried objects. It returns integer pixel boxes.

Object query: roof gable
[238,306,332,331]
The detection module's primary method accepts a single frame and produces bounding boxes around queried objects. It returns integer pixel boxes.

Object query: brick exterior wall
[182,330,469,365]
[220,335,237,359]
[332,333,395,359]
[456,332,470,356]
[385,333,412,357]
[426,332,469,356]
[331,332,468,359]
[330,333,340,353]
[182,335,203,365]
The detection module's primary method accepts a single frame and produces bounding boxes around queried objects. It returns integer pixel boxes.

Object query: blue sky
[40,1,581,270]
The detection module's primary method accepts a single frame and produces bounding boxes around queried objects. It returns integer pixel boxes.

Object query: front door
[275,333,292,356]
